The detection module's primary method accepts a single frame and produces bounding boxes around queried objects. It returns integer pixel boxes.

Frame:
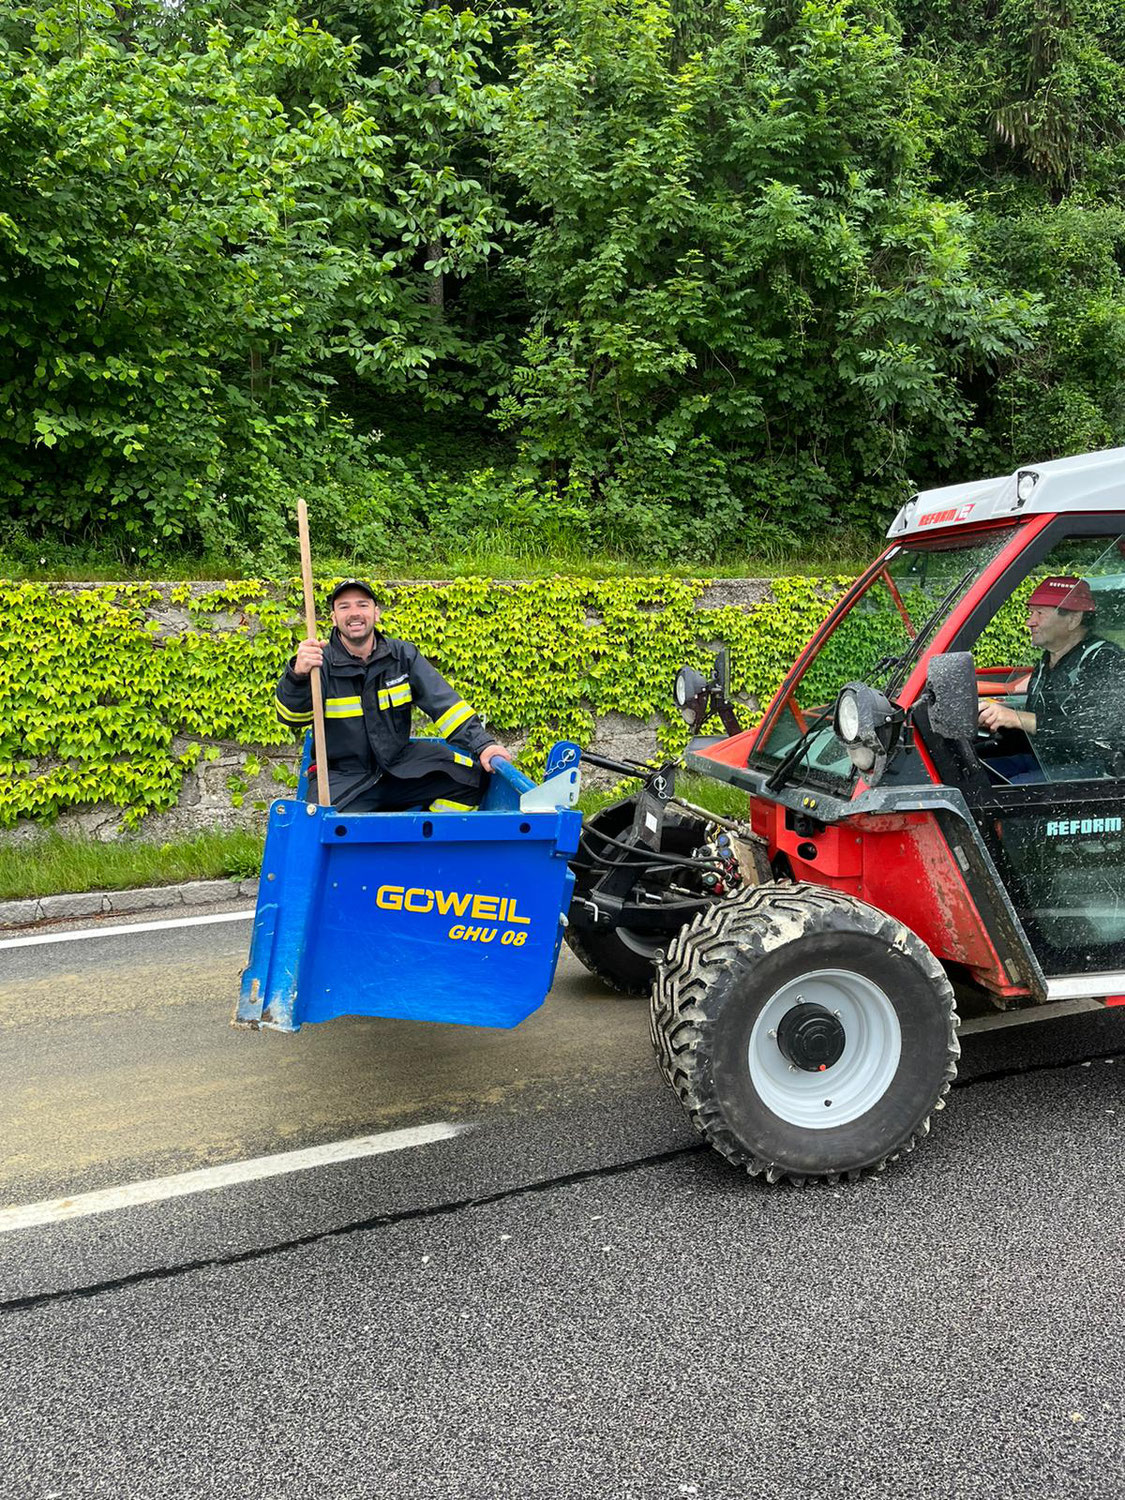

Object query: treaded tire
[563,924,654,998]
[566,797,706,996]
[651,883,960,1183]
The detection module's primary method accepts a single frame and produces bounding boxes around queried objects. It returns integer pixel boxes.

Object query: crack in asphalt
[0,1144,706,1317]
[954,1043,1125,1087]
[3,1042,1123,1317]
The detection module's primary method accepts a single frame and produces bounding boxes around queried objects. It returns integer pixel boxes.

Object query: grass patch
[0,538,875,585]
[0,829,265,902]
[576,770,750,821]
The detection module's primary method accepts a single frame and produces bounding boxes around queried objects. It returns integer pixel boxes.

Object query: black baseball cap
[327,578,378,607]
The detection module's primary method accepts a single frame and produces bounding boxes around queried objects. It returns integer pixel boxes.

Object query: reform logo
[1045,817,1123,837]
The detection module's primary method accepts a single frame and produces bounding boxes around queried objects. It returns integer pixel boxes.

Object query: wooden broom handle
[297,499,331,807]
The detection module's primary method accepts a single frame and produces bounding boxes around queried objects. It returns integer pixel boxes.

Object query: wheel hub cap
[747,968,902,1130]
[776,1002,845,1072]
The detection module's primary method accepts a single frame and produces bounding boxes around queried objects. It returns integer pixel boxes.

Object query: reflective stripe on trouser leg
[345,768,487,813]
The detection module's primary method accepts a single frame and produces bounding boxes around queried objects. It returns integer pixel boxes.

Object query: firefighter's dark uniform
[275,628,492,811]
[1026,633,1125,776]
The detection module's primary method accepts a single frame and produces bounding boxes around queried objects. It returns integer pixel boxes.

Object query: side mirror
[926,652,979,741]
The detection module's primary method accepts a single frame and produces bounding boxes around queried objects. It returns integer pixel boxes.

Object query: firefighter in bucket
[276,580,512,811]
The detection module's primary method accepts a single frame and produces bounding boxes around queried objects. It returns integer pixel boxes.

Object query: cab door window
[972,536,1125,785]
[965,533,1125,970]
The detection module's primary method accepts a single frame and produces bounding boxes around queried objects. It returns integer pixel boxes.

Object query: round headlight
[674,665,706,709]
[832,681,899,784]
[1017,470,1038,503]
[835,688,861,743]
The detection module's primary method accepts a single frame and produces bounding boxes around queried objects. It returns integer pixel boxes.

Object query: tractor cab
[691,446,1125,1000]
[566,447,1125,1183]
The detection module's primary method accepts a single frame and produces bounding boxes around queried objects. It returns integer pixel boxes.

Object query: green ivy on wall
[0,576,854,829]
[974,579,1037,669]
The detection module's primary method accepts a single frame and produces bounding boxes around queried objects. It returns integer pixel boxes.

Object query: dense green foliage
[0,575,850,826]
[0,0,509,562]
[0,0,1123,567]
[497,0,1038,553]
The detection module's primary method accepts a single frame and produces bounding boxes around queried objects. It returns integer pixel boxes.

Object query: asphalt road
[2,910,1125,1499]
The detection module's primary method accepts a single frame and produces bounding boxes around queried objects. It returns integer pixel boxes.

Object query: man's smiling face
[332,588,380,654]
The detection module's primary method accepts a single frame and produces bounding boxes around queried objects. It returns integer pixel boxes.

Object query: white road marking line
[0,909,256,950]
[0,1123,469,1234]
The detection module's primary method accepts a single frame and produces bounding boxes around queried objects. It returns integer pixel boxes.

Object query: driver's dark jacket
[275,629,492,809]
[1026,633,1125,773]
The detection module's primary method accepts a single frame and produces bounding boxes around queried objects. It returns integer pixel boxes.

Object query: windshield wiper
[765,704,838,793]
[867,651,909,681]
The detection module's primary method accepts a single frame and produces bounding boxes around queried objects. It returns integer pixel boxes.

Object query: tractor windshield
[750,527,1019,792]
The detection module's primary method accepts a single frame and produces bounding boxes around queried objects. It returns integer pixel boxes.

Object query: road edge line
[0,1124,470,1234]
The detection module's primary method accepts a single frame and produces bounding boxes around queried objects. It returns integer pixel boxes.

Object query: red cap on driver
[1027,575,1095,612]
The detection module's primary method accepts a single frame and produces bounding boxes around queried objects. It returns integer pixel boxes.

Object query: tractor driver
[275,579,512,811]
[977,574,1125,776]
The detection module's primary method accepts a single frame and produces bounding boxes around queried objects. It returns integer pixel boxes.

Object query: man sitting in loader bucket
[977,573,1125,779]
[275,579,511,811]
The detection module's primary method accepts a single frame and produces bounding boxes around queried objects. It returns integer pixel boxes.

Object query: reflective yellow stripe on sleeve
[324,696,363,719]
[429,798,475,812]
[275,697,314,725]
[452,752,474,768]
[434,700,474,738]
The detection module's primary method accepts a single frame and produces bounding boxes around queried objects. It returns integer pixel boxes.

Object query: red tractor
[565,448,1125,1182]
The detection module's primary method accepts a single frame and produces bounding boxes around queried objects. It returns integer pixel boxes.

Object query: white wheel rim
[748,968,902,1130]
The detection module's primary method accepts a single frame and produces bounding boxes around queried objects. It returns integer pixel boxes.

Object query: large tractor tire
[651,883,959,1183]
[566,797,708,996]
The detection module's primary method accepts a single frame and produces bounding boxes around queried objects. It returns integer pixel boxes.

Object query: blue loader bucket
[235,751,582,1031]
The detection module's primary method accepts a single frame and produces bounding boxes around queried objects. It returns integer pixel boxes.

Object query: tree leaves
[0,0,1122,563]
[0,0,509,554]
[496,0,1042,545]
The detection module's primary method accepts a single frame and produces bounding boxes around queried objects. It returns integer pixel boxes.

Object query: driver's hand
[978,700,1021,733]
